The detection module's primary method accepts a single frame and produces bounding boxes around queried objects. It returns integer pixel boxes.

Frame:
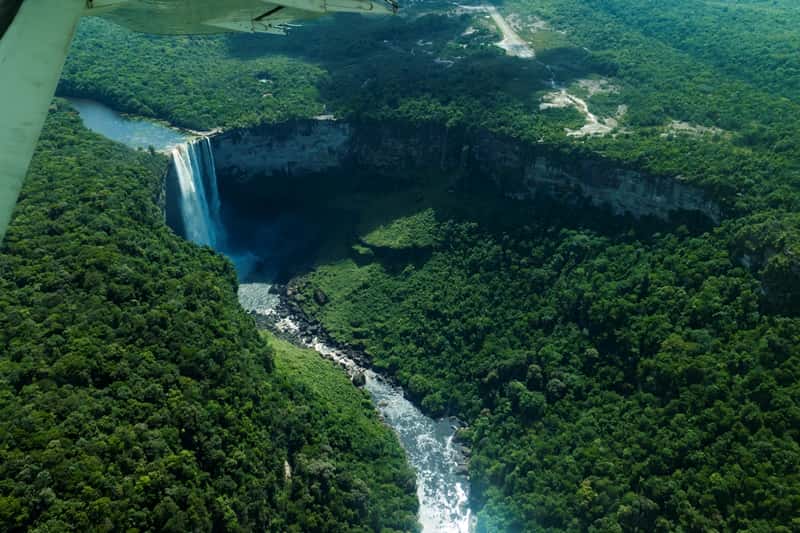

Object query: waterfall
[201,137,223,231]
[171,138,223,248]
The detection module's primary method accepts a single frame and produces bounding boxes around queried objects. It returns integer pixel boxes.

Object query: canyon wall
[211,118,721,223]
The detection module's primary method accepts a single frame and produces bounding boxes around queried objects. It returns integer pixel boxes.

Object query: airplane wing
[0,0,85,242]
[99,0,396,35]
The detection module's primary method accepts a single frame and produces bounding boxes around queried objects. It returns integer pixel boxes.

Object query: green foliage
[503,0,800,212]
[0,104,417,532]
[361,208,440,250]
[297,203,800,532]
[60,18,328,130]
[61,5,800,215]
[267,332,419,532]
[562,0,800,103]
[54,2,800,531]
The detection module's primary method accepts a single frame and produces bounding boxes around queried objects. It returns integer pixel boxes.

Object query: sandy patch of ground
[457,4,535,59]
[485,6,535,58]
[661,120,725,138]
[507,13,551,34]
[540,81,627,137]
[434,57,456,67]
[576,78,619,97]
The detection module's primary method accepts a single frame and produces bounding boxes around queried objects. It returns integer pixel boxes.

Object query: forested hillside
[539,0,800,102]
[50,1,800,531]
[292,193,800,532]
[0,103,418,532]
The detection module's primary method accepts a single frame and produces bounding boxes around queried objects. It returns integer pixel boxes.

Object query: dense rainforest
[291,187,800,531]
[0,104,418,532]
[34,0,800,530]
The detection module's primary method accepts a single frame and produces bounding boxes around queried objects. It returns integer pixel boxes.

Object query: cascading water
[199,137,223,235]
[171,138,223,247]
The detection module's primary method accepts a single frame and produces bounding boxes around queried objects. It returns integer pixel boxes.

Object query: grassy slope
[266,331,420,532]
[267,331,410,485]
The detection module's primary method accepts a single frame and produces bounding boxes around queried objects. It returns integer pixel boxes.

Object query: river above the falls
[71,98,475,532]
[67,97,189,151]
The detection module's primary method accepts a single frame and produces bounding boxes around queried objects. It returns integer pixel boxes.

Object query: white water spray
[200,137,223,234]
[172,138,223,247]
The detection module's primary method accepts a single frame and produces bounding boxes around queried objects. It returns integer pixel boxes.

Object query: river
[67,97,189,151]
[70,98,474,532]
[239,282,473,532]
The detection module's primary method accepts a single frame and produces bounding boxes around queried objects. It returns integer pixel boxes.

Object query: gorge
[70,98,474,532]
[164,112,725,533]
[69,98,729,532]
[30,5,800,530]
[170,132,475,533]
[162,114,723,290]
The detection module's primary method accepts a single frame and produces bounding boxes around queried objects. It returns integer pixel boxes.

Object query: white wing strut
[0,0,85,242]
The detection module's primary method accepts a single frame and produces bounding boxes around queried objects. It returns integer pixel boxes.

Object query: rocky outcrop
[512,157,720,221]
[212,120,351,181]
[210,118,721,223]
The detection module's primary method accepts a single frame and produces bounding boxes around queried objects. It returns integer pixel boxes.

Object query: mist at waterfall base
[170,139,473,532]
[168,138,320,283]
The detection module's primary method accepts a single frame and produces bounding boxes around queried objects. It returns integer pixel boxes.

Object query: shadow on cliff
[222,11,611,116]
[216,164,711,285]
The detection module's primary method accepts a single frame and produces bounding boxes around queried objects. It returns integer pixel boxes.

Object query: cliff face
[212,120,351,180]
[211,119,721,223]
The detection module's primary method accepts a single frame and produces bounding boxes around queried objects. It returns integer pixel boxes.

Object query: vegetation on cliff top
[61,2,800,214]
[0,104,418,532]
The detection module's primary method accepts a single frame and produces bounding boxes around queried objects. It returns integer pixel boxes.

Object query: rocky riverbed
[238,281,475,532]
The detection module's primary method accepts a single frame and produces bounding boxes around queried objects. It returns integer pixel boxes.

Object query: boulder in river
[352,371,367,388]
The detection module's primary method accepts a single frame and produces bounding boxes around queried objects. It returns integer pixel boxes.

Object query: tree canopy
[0,104,418,532]
[42,1,800,530]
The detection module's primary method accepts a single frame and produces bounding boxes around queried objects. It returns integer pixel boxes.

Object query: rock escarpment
[210,118,721,223]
